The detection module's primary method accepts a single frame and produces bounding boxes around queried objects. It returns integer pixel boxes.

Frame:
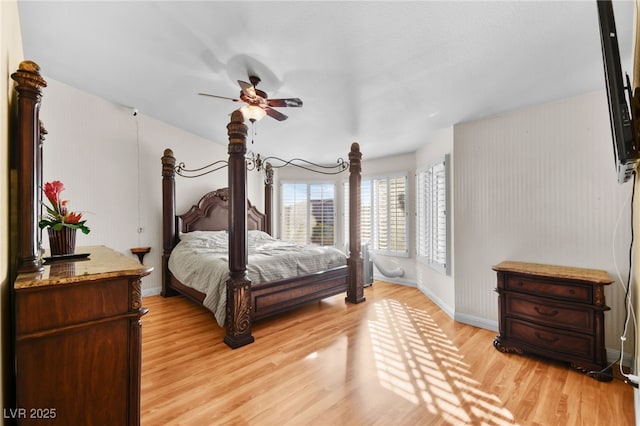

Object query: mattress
[168,230,347,325]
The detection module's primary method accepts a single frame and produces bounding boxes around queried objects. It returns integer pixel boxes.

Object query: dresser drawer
[506,318,594,360]
[15,277,131,335]
[505,276,591,303]
[506,294,593,333]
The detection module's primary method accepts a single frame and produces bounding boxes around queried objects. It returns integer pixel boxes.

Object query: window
[281,182,335,246]
[417,155,449,274]
[344,174,408,256]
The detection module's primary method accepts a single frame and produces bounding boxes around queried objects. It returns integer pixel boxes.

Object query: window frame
[416,154,450,275]
[344,172,409,257]
[279,181,337,246]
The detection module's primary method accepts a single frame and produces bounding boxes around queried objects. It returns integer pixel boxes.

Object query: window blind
[281,182,335,245]
[344,175,407,256]
[417,156,449,273]
[309,184,335,246]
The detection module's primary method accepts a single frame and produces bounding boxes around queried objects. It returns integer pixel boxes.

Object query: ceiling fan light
[240,105,266,122]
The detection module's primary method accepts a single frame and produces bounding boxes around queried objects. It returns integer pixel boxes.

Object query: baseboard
[142,286,162,297]
[417,285,455,319]
[606,347,634,368]
[373,274,416,287]
[454,312,499,332]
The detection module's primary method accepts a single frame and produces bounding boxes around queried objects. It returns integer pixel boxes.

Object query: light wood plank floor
[141,281,634,425]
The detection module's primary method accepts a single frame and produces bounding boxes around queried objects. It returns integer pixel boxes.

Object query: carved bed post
[224,110,254,348]
[161,148,178,296]
[346,142,366,304]
[12,61,47,273]
[264,162,273,236]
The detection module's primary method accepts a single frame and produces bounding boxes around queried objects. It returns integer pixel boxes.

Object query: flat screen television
[597,0,639,184]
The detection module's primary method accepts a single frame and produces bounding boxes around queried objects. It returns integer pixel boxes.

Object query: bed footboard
[251,266,349,321]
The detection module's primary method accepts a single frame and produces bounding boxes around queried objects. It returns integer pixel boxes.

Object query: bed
[162,109,365,348]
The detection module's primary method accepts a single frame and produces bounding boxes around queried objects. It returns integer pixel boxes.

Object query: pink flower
[39,181,90,234]
[43,180,65,212]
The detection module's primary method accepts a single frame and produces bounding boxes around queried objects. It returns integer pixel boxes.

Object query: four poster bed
[162,110,365,348]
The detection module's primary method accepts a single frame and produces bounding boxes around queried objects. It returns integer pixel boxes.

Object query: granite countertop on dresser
[15,245,153,289]
[492,260,612,285]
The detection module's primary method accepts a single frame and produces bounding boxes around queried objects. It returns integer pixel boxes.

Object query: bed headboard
[178,187,266,233]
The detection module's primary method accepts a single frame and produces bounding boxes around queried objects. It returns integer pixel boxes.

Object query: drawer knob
[534,307,559,317]
[534,332,560,344]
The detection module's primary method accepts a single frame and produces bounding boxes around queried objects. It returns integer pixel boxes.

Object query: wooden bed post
[161,148,178,296]
[346,142,366,304]
[224,110,254,348]
[264,162,273,236]
[12,61,47,274]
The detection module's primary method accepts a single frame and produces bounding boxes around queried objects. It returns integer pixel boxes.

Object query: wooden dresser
[493,261,613,381]
[12,246,152,425]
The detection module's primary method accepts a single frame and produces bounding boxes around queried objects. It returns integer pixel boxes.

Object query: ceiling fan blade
[265,107,288,121]
[238,80,257,98]
[198,93,240,102]
[267,98,303,108]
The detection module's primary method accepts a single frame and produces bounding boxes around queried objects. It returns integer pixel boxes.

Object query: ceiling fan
[198,76,303,121]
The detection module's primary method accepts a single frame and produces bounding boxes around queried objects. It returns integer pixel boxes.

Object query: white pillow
[179,230,227,243]
[248,230,275,243]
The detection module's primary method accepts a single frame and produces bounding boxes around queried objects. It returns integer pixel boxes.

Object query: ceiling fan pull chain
[251,120,256,144]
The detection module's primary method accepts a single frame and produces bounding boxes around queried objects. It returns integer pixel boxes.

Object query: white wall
[415,127,455,317]
[453,90,633,352]
[39,78,263,295]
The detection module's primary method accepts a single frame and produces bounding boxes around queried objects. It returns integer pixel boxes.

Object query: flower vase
[48,227,77,256]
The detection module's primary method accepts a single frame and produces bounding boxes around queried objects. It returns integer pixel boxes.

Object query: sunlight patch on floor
[305,351,319,360]
[369,299,517,425]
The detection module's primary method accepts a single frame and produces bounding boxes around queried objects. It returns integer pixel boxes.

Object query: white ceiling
[17,1,636,163]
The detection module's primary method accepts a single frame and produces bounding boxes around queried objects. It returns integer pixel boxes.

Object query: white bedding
[168,230,347,326]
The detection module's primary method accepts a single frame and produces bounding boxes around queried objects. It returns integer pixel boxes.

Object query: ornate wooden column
[264,162,273,236]
[346,142,365,304]
[224,110,254,348]
[161,148,177,296]
[12,61,47,273]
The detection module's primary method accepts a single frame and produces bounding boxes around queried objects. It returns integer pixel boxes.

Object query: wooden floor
[141,281,634,425]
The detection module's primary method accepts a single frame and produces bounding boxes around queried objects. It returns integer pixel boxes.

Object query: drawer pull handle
[534,332,559,343]
[534,307,559,317]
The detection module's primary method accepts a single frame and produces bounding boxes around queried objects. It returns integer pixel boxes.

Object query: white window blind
[344,175,407,256]
[417,156,449,273]
[281,182,335,246]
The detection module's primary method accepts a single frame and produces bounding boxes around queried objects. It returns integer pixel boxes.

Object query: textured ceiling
[17,1,636,163]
